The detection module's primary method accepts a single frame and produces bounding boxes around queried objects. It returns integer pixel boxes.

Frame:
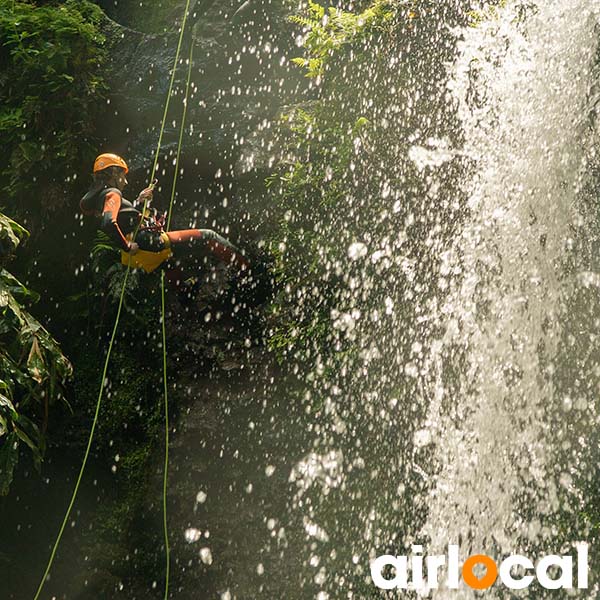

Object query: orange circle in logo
[462,554,498,590]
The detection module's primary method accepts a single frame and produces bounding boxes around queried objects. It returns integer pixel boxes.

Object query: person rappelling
[80,153,249,280]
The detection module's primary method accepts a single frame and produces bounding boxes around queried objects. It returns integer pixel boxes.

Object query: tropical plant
[0,211,72,495]
[267,0,463,367]
[267,1,402,362]
[289,0,395,78]
[0,0,107,219]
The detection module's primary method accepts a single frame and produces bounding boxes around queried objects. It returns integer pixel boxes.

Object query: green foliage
[91,231,144,306]
[68,316,165,594]
[63,230,155,347]
[266,104,374,360]
[465,1,537,28]
[267,0,395,362]
[269,0,460,369]
[289,0,394,77]
[0,212,27,260]
[0,0,107,217]
[0,211,72,494]
[467,1,507,27]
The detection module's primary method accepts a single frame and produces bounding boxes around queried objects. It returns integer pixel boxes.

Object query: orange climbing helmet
[93,153,129,174]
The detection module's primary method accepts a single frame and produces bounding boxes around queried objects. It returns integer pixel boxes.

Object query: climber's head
[93,153,129,191]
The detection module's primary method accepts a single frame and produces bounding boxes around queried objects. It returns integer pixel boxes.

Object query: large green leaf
[0,209,72,494]
[0,213,28,257]
[0,385,15,437]
[13,412,44,463]
[0,269,39,303]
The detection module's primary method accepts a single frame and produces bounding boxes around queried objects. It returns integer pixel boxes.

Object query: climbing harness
[120,180,177,273]
[33,2,194,599]
[120,232,173,272]
[120,206,173,273]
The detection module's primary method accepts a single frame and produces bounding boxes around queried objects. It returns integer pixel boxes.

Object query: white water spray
[420,1,600,594]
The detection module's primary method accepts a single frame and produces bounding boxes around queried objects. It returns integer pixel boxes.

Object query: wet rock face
[98,0,304,180]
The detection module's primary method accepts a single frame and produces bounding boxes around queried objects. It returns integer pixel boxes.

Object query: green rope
[160,33,196,600]
[33,5,193,599]
[166,36,195,231]
[160,270,171,600]
[135,0,192,238]
[33,269,131,600]
[149,0,192,187]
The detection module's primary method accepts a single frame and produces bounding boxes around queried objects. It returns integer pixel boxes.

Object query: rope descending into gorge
[33,3,194,599]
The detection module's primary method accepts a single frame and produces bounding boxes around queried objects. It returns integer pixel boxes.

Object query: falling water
[285,1,600,599]
[419,0,600,596]
[7,2,600,598]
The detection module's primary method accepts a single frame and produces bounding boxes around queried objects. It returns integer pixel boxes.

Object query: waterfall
[420,0,600,595]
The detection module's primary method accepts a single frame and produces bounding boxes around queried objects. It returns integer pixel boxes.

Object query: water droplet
[199,547,213,565]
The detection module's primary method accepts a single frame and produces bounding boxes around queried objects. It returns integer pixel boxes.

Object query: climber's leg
[166,229,249,269]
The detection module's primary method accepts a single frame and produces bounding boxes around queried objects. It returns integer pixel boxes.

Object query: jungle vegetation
[3,0,599,595]
[0,211,72,495]
[0,0,165,506]
[0,0,107,221]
